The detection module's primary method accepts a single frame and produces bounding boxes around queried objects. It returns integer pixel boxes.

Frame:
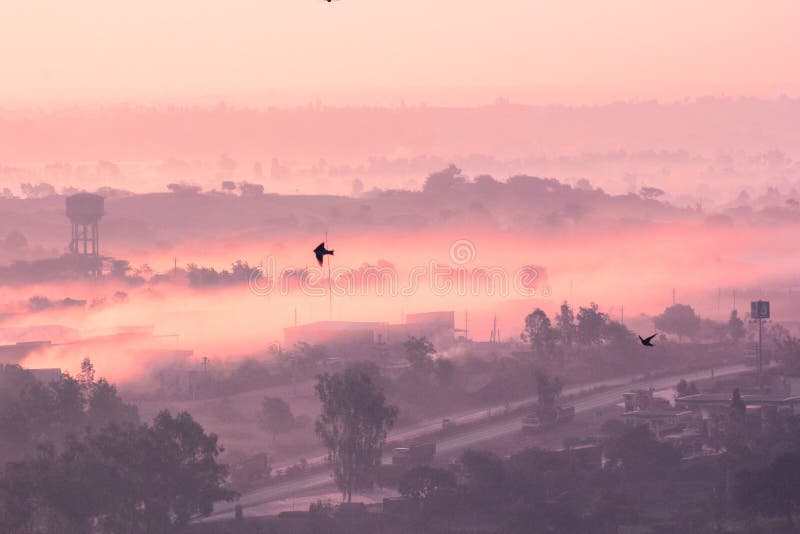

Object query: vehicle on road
[522,404,575,433]
[391,442,436,466]
[230,452,271,491]
[377,441,437,487]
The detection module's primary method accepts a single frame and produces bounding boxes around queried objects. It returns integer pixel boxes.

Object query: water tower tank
[66,193,105,225]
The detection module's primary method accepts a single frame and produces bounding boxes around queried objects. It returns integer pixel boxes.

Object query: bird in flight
[639,333,657,347]
[314,242,334,267]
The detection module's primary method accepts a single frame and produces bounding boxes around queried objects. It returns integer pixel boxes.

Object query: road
[209,362,753,518]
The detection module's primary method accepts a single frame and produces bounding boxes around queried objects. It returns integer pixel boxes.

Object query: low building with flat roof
[621,409,693,438]
[677,392,800,411]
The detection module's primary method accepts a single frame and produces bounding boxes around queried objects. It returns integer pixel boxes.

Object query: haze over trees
[0,362,139,463]
[0,410,235,533]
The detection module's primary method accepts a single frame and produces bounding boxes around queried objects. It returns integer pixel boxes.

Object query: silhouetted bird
[314,243,334,266]
[639,333,657,347]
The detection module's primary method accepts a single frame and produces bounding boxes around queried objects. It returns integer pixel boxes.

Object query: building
[27,368,62,383]
[621,389,693,438]
[283,321,386,348]
[389,311,455,347]
[621,409,693,439]
[0,340,52,364]
[676,392,800,414]
[283,311,456,352]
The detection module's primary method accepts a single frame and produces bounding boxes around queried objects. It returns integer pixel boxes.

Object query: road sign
[751,300,770,319]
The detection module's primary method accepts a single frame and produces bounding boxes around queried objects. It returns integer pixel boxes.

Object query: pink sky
[1,0,798,107]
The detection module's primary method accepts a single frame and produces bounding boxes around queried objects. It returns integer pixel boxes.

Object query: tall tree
[522,308,556,356]
[728,309,746,343]
[315,366,399,502]
[576,303,608,345]
[77,357,95,390]
[259,397,295,442]
[555,301,576,347]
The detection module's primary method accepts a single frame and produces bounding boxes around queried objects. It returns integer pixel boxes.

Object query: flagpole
[326,232,332,320]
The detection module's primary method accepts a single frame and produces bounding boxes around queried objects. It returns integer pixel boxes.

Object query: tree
[776,335,800,375]
[434,357,456,386]
[639,186,665,200]
[604,425,681,482]
[522,308,556,356]
[315,366,399,502]
[403,337,436,373]
[602,320,633,347]
[576,303,608,345]
[423,164,466,194]
[399,465,457,501]
[87,378,139,429]
[0,411,235,533]
[77,357,95,390]
[0,371,138,465]
[555,301,576,347]
[736,452,800,528]
[259,397,295,441]
[459,449,507,505]
[535,369,563,422]
[728,309,746,343]
[730,387,746,420]
[676,379,698,397]
[652,304,701,341]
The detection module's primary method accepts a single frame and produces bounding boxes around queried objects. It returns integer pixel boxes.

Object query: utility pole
[620,304,624,324]
[758,316,763,391]
[672,288,676,305]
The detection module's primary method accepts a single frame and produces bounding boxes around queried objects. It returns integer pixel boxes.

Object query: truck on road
[377,441,437,487]
[522,404,575,433]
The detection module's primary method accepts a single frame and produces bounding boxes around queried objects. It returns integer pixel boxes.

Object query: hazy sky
[1,0,798,107]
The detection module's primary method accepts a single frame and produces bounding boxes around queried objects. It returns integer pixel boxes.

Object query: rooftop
[622,409,692,420]
[677,393,800,405]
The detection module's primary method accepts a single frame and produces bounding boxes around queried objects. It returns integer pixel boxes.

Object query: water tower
[66,194,104,272]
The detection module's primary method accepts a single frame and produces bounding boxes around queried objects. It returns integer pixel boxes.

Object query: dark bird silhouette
[639,333,657,347]
[314,242,334,266]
